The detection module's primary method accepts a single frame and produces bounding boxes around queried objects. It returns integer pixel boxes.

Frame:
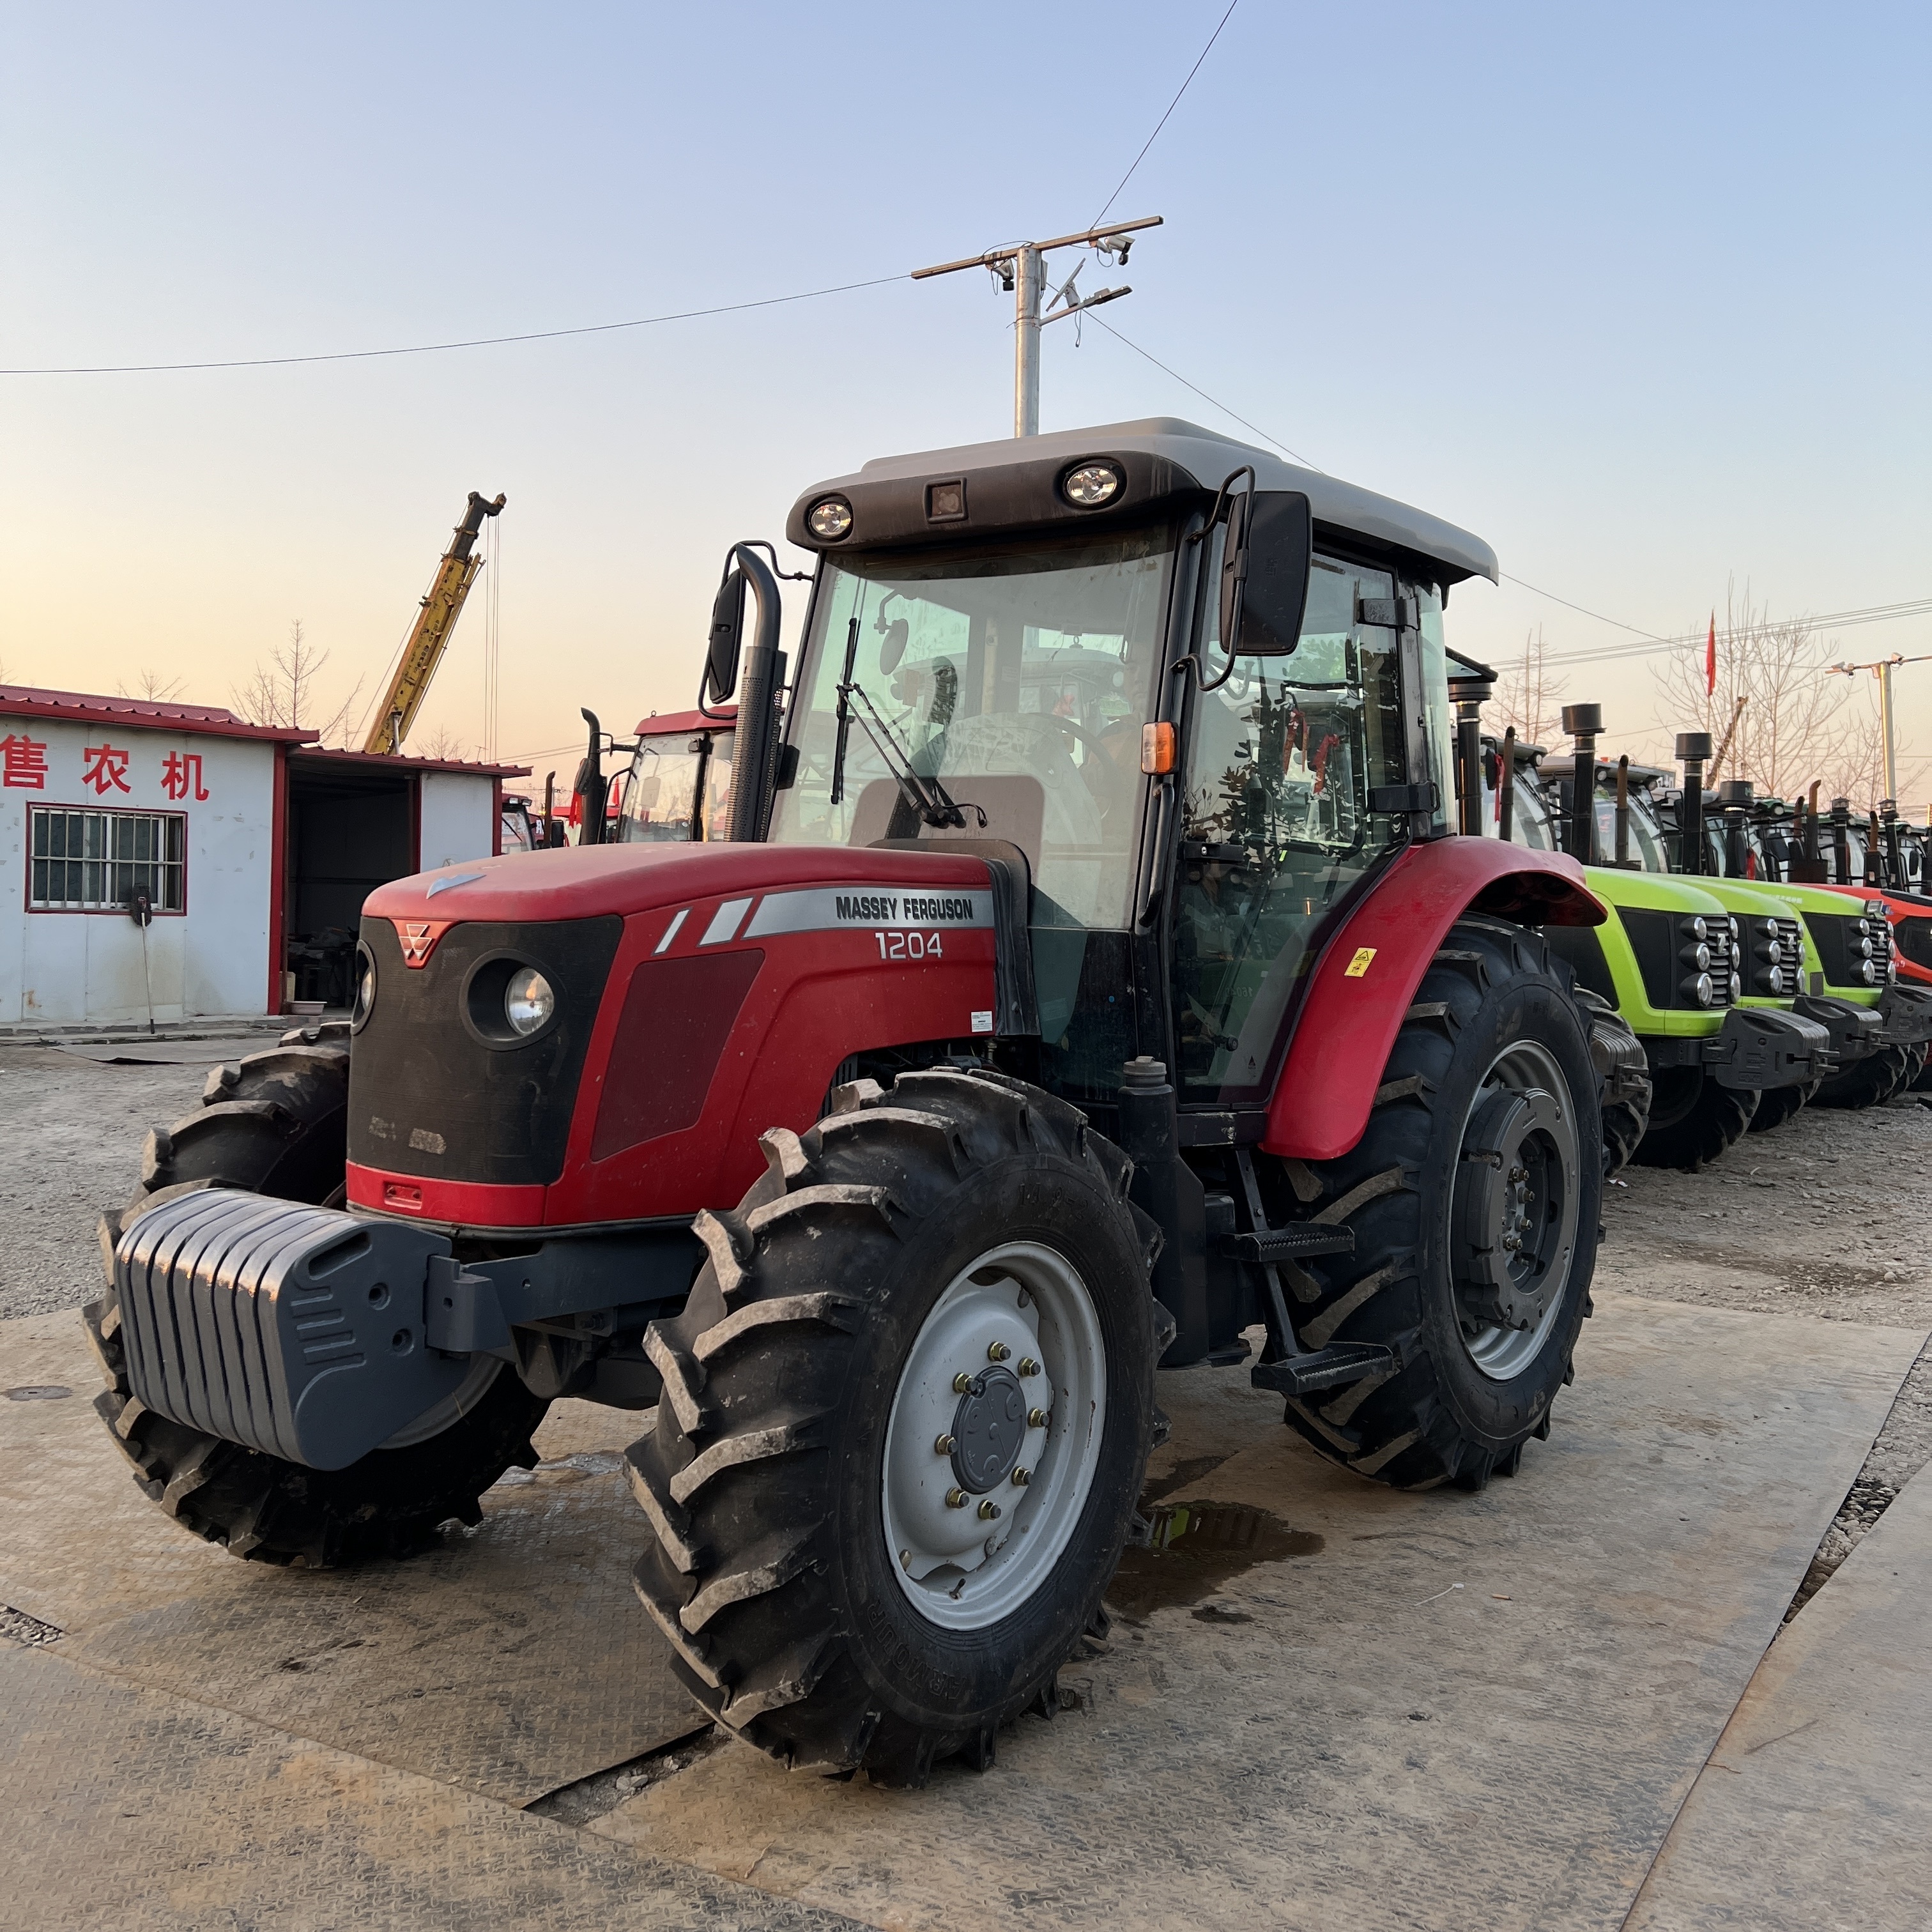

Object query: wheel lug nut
[986,1341,1010,1362]
[977,1499,1002,1520]
[1028,1407,1051,1429]
[953,1372,974,1394]
[946,1487,969,1509]
[1017,1356,1039,1376]
[1011,1467,1031,1486]
[935,1434,956,1455]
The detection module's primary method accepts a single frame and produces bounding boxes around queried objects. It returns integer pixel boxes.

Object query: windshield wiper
[837,682,977,831]
[829,617,861,807]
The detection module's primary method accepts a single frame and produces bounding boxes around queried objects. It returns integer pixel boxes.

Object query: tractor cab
[615,708,736,844]
[765,418,1473,1109]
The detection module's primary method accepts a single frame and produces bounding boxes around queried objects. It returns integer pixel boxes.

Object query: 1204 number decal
[875,930,946,961]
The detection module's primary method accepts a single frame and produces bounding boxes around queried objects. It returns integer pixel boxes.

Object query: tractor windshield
[1591,785,1672,871]
[771,528,1171,931]
[618,728,734,843]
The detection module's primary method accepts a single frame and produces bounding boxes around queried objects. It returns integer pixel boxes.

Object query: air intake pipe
[1562,704,1602,864]
[1676,732,1712,875]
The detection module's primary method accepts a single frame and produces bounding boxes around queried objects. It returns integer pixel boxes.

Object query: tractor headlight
[807,496,854,541]
[1859,959,1878,986]
[1687,972,1715,1007]
[1857,937,1874,959]
[1688,942,1712,972]
[351,946,377,1031]
[505,967,555,1035]
[1061,461,1124,507]
[1729,972,1743,1003]
[1687,916,1708,942]
[1764,966,1786,995]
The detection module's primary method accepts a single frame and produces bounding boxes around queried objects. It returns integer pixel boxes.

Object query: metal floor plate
[592,1293,1924,1932]
[0,1313,702,1806]
[0,1644,862,1932]
[1627,1460,1932,1931]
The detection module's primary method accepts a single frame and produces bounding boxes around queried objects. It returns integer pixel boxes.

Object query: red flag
[1705,613,1717,696]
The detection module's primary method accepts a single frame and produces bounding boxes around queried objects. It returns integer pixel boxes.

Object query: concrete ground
[3,1048,1930,1929]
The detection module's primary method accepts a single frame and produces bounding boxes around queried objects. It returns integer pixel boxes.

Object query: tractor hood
[364,839,998,928]
[351,840,1027,1232]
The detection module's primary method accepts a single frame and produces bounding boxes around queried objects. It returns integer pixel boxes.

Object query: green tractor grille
[1803,904,1895,990]
[1614,906,1740,1011]
[1736,912,1804,999]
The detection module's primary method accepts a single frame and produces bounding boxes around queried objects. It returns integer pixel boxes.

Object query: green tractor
[1465,702,1826,1170]
[1620,735,1932,1117]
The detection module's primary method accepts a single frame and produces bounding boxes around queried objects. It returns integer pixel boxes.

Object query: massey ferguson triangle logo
[394,919,455,967]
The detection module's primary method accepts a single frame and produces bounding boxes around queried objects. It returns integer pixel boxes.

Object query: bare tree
[410,723,471,762]
[1483,627,1568,747]
[233,620,364,745]
[119,669,184,701]
[1822,679,1928,812]
[1651,585,1854,802]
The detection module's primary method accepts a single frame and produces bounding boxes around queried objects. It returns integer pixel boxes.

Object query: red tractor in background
[91,419,1632,1787]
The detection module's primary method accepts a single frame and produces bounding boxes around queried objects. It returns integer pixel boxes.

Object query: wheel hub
[881,1241,1106,1631]
[1452,1041,1583,1381]
[950,1367,1028,1492]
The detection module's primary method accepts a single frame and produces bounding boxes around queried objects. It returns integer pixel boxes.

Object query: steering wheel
[1014,709,1137,822]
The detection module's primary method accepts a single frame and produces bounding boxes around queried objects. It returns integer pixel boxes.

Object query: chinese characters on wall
[1,735,212,801]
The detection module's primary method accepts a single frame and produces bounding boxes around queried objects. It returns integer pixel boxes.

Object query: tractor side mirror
[878,616,910,675]
[1222,491,1312,658]
[706,569,748,703]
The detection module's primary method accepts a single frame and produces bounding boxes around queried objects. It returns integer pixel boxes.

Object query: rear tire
[627,1068,1156,1787]
[1814,1043,1914,1110]
[1264,918,1602,1492]
[84,1026,549,1567]
[1632,1066,1758,1170]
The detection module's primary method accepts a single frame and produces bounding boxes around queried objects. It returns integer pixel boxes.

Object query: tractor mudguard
[1259,839,1604,1163]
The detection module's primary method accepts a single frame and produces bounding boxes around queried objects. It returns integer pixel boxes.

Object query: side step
[1250,1340,1397,1397]
[1219,1226,1357,1262]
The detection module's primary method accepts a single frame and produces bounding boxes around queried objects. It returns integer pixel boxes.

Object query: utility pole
[913,215,1162,436]
[1827,651,1932,806]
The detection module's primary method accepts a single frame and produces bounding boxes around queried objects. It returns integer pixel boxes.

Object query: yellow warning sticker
[1344,946,1377,978]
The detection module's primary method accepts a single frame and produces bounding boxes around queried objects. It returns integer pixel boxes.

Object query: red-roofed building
[0,686,526,1027]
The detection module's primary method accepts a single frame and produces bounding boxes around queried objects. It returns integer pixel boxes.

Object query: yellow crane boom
[363,490,506,755]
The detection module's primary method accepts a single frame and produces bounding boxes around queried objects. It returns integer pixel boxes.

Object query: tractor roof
[788,417,1499,588]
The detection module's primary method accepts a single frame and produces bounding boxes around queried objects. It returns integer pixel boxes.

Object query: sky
[3,2,1927,801]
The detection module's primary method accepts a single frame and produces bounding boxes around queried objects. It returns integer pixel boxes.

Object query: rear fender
[1259,839,1603,1162]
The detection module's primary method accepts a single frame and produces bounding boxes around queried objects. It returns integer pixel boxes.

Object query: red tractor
[92,420,1627,1786]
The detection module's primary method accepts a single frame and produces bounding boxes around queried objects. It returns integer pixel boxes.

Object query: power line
[0,275,906,376]
[1541,598,1932,670]
[1086,313,1323,470]
[1091,0,1241,231]
[1087,318,1932,669]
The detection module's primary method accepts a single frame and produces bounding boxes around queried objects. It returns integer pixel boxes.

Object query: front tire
[84,1027,549,1567]
[627,1068,1156,1787]
[1633,1066,1758,1170]
[1814,1042,1914,1111]
[1265,918,1602,1492]
[1747,1078,1815,1134]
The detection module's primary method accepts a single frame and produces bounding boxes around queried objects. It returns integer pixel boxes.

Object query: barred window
[29,808,186,912]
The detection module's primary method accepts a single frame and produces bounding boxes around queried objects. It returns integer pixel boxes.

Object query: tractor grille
[1736,912,1804,999]
[1803,905,1894,991]
[1615,907,1738,1010]
[349,916,624,1188]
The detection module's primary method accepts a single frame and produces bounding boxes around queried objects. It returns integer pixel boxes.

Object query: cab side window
[1172,553,1411,1102]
